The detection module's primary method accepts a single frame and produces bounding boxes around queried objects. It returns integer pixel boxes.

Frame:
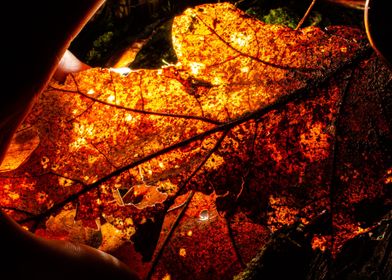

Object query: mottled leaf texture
[1,3,391,279]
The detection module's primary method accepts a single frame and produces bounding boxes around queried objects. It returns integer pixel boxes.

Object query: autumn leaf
[0,3,391,279]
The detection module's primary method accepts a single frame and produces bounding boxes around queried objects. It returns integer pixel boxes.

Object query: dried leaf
[0,3,390,279]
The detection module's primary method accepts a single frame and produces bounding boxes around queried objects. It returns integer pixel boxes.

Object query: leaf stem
[296,0,318,30]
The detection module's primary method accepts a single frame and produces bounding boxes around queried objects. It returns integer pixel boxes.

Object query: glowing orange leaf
[0,3,390,279]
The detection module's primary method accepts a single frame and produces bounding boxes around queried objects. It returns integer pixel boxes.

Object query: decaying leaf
[35,209,102,248]
[0,126,39,172]
[0,3,390,279]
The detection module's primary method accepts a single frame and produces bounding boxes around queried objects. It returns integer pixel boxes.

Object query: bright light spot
[36,192,48,204]
[241,66,249,73]
[158,162,165,169]
[125,114,134,122]
[340,47,347,53]
[204,153,225,171]
[41,156,49,169]
[7,192,19,200]
[162,273,171,280]
[385,168,392,184]
[211,76,224,85]
[72,109,78,115]
[179,248,186,257]
[187,230,193,237]
[162,59,175,67]
[107,95,115,103]
[73,123,94,137]
[69,137,87,150]
[355,226,368,234]
[189,62,205,75]
[299,122,329,162]
[85,126,94,136]
[311,235,327,251]
[87,89,95,95]
[199,209,210,221]
[88,155,98,165]
[58,177,74,187]
[230,32,252,48]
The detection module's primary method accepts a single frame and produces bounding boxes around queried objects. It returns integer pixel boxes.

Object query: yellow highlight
[7,192,19,200]
[107,95,116,103]
[240,66,249,73]
[189,62,205,75]
[230,32,252,48]
[179,248,187,257]
[87,89,95,95]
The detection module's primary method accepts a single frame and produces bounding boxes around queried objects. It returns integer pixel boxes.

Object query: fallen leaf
[0,3,390,279]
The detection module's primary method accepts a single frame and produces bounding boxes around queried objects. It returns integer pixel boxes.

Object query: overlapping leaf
[0,3,391,279]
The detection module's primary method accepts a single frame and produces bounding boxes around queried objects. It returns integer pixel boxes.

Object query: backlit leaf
[0,3,390,279]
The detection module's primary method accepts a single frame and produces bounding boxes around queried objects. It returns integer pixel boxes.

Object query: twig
[146,190,195,280]
[296,0,318,30]
[226,217,246,268]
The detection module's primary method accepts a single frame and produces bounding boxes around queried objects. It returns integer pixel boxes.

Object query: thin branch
[167,199,189,212]
[226,217,246,268]
[296,0,318,30]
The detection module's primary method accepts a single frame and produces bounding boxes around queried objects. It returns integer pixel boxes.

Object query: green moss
[262,7,299,29]
[86,31,114,64]
[130,20,177,69]
[244,0,362,29]
[307,11,323,27]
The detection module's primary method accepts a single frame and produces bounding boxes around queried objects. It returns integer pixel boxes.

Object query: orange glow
[311,235,330,251]
[179,248,187,257]
[0,4,388,278]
